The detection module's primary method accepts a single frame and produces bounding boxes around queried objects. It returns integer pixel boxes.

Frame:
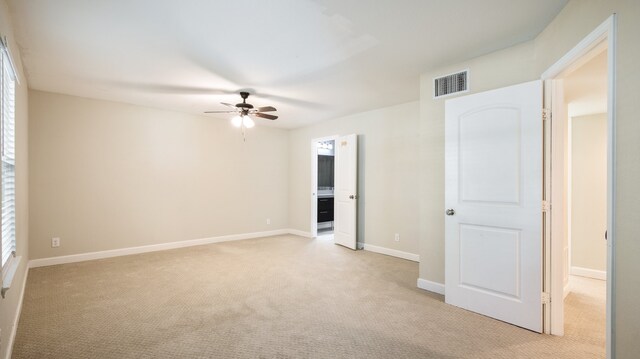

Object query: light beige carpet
[12,235,605,358]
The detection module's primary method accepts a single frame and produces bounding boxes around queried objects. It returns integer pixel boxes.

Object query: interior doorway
[317,139,336,236]
[561,45,608,351]
[310,134,359,249]
[542,15,615,358]
[311,135,338,239]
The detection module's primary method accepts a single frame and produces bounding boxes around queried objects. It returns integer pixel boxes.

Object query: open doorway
[310,134,359,249]
[317,139,336,237]
[311,136,338,239]
[561,46,608,350]
[543,15,615,358]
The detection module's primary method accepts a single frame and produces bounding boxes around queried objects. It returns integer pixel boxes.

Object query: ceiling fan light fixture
[231,115,243,127]
[242,115,255,128]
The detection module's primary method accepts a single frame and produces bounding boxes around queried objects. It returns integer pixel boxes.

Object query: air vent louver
[433,70,469,98]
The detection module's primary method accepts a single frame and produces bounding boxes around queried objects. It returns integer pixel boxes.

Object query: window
[1,37,16,271]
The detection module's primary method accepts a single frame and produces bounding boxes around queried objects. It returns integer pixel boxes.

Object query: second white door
[334,134,358,249]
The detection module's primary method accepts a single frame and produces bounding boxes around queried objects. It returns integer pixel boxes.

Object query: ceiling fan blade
[221,102,237,108]
[254,112,278,120]
[256,106,277,112]
[204,110,237,113]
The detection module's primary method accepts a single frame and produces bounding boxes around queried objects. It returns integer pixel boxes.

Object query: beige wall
[0,0,29,357]
[289,101,420,255]
[571,113,607,272]
[29,91,289,259]
[419,0,640,356]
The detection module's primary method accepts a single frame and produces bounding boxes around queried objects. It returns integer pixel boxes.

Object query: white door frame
[541,14,616,358]
[310,135,339,238]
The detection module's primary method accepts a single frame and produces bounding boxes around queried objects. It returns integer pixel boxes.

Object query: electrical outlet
[394,233,400,242]
[266,218,271,225]
[51,237,60,248]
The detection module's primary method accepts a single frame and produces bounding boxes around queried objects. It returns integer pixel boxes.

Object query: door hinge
[542,108,551,122]
[542,200,551,212]
[542,292,551,304]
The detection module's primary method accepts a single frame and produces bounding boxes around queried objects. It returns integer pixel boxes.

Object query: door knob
[446,209,455,216]
[349,195,355,199]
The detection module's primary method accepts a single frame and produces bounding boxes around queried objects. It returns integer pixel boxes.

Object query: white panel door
[445,80,543,332]
[334,134,358,250]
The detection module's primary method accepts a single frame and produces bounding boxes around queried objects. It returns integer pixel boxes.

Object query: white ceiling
[8,0,567,128]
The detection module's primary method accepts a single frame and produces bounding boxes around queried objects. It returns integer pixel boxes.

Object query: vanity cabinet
[317,197,334,223]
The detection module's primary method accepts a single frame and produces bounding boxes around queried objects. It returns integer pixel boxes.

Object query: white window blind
[1,39,16,269]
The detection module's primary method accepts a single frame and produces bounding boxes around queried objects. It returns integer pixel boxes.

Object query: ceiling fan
[205,91,278,129]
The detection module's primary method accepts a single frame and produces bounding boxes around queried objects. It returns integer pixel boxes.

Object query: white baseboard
[29,229,292,268]
[570,266,607,280]
[287,229,313,238]
[417,278,445,295]
[5,264,28,359]
[362,244,419,262]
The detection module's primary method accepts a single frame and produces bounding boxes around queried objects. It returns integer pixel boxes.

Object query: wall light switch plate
[51,237,60,248]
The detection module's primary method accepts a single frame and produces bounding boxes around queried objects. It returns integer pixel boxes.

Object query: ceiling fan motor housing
[237,91,253,108]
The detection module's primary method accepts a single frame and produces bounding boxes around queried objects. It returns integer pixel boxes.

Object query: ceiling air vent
[433,69,469,99]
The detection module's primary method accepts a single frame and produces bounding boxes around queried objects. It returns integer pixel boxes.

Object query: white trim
[605,15,617,359]
[543,15,616,357]
[570,266,607,281]
[362,244,419,262]
[417,278,445,295]
[28,229,291,268]
[542,79,556,334]
[5,264,28,359]
[288,229,313,238]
